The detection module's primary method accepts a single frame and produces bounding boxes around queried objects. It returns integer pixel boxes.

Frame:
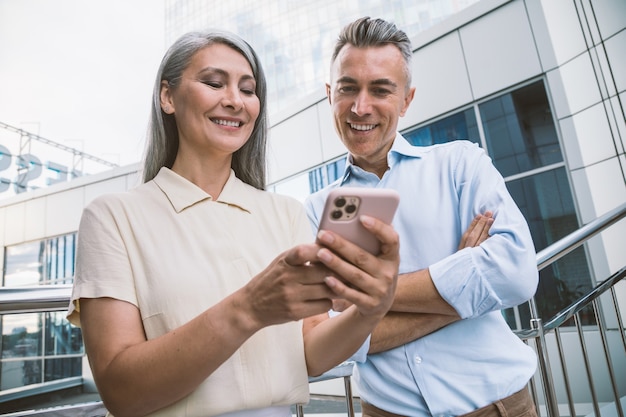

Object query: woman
[67,30,399,417]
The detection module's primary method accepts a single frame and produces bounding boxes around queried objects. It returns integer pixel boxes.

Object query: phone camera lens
[334,197,346,208]
[345,204,357,214]
[331,210,343,219]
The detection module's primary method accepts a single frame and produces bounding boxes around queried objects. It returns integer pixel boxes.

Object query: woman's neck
[171,154,232,199]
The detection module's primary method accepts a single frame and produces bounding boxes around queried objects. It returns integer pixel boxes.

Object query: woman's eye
[241,88,256,95]
[202,80,222,88]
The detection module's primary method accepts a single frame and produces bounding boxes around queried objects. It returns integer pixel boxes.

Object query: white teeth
[212,119,241,127]
[350,123,375,131]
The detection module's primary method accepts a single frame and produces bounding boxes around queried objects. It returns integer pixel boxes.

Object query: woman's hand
[238,243,337,330]
[315,214,400,320]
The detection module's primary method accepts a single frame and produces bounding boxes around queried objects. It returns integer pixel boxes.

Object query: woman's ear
[160,80,174,114]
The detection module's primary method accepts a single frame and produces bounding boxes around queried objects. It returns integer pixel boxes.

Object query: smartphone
[318,187,400,255]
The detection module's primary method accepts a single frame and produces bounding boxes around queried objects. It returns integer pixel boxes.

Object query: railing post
[530,298,560,417]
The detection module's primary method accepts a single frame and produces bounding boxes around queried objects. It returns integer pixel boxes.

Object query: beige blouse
[68,167,312,416]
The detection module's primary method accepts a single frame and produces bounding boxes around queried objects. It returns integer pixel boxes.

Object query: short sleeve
[67,196,138,326]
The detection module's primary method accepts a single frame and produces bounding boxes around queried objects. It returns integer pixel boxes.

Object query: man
[305,17,539,417]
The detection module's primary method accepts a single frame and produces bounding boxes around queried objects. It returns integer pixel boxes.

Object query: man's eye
[338,86,356,93]
[372,88,391,96]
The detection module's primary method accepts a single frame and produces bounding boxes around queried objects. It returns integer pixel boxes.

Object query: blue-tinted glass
[46,235,76,284]
[404,108,479,147]
[45,312,83,355]
[308,158,346,194]
[44,357,81,382]
[479,81,562,177]
[503,167,592,328]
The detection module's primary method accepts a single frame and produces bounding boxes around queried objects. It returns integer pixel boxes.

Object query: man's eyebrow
[371,78,397,88]
[335,76,397,89]
[336,76,358,84]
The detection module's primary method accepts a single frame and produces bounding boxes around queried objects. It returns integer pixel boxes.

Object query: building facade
[1,0,625,408]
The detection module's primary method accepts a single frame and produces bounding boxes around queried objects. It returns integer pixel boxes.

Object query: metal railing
[1,202,625,416]
[516,202,626,417]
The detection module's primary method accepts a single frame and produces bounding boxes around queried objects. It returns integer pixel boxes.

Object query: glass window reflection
[403,108,479,147]
[1,314,43,359]
[1,232,83,393]
[3,241,44,287]
[479,81,563,177]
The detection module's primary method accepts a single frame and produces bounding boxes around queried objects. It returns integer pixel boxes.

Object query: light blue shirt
[304,136,538,416]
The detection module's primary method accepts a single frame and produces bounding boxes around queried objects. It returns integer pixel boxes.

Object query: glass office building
[1,0,625,408]
[163,0,481,114]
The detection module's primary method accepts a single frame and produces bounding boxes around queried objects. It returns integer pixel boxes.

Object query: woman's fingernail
[317,230,335,244]
[317,248,332,262]
[360,215,374,227]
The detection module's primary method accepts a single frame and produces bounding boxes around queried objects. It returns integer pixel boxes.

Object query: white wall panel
[591,0,626,39]
[83,175,129,209]
[3,203,25,245]
[572,157,626,223]
[0,207,5,274]
[547,53,603,118]
[405,32,472,124]
[267,107,323,184]
[316,100,347,161]
[24,197,46,241]
[563,102,616,169]
[528,0,586,70]
[45,188,84,237]
[621,91,626,153]
[605,29,626,94]
[460,0,541,99]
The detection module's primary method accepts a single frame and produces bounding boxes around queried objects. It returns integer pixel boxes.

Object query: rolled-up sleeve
[429,146,538,319]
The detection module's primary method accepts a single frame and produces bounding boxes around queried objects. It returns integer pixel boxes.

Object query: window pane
[44,357,82,382]
[1,359,42,390]
[3,241,44,286]
[479,81,562,177]
[308,158,346,194]
[1,314,43,358]
[46,234,76,284]
[45,312,83,355]
[503,168,593,328]
[403,108,479,146]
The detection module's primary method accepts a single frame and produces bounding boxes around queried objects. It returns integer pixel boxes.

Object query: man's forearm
[390,269,459,316]
[369,311,458,353]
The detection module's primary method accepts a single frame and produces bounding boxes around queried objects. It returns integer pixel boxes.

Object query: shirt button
[415,356,422,364]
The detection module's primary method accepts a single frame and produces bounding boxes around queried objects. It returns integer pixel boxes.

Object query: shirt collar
[340,133,425,184]
[152,167,252,213]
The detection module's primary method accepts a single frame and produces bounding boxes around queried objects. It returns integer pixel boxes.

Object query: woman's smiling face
[161,43,260,159]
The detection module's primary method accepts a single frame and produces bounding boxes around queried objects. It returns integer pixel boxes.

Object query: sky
[0,0,166,167]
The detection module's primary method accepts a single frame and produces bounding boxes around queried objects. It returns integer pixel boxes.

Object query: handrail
[536,202,626,270]
[523,202,626,417]
[515,265,626,339]
[0,284,72,314]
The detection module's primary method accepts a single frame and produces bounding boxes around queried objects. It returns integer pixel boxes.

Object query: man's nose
[351,91,372,116]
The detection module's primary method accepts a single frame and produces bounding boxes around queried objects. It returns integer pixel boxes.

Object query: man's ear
[399,86,415,117]
[160,80,175,114]
[325,83,332,105]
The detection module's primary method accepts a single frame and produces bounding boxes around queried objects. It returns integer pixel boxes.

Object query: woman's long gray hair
[141,30,268,189]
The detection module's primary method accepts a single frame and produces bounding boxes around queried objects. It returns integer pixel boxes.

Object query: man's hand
[458,211,493,250]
